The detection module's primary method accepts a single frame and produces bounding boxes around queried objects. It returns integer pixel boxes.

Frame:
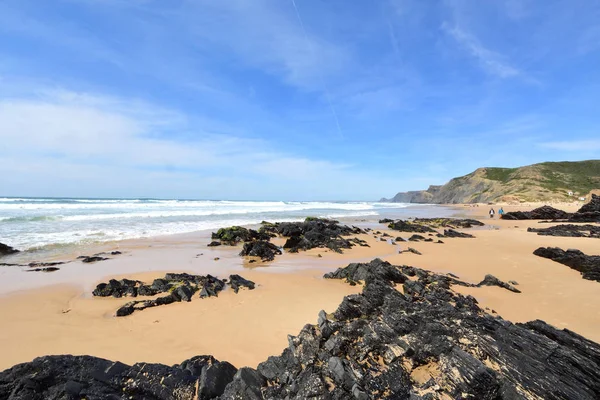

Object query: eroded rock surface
[387,220,437,233]
[412,218,484,228]
[439,229,475,238]
[528,224,600,238]
[534,247,600,282]
[261,218,365,254]
[239,241,282,261]
[0,354,236,400]
[93,273,253,317]
[501,205,571,220]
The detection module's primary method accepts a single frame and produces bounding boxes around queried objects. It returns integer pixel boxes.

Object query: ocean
[0,197,451,252]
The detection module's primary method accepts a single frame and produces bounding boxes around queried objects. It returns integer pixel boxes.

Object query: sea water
[0,197,452,252]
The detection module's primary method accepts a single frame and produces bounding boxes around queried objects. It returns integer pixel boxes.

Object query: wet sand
[1,203,599,371]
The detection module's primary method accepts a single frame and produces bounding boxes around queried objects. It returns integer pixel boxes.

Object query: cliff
[382,160,600,204]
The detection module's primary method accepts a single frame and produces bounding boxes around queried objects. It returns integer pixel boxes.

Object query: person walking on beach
[498,207,504,218]
[489,208,495,218]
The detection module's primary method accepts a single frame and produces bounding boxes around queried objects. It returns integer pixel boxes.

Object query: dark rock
[263,217,365,254]
[412,218,485,228]
[441,229,475,238]
[476,274,521,293]
[501,205,571,220]
[378,218,394,223]
[402,247,422,255]
[528,224,600,238]
[408,234,425,242]
[172,285,195,302]
[211,226,270,245]
[27,267,60,272]
[388,220,437,233]
[0,354,235,400]
[220,367,265,400]
[534,247,600,282]
[28,261,65,268]
[207,241,222,247]
[0,242,19,256]
[395,236,406,242]
[576,194,600,214]
[4,258,600,399]
[79,256,109,263]
[229,274,255,293]
[199,361,238,399]
[239,240,282,261]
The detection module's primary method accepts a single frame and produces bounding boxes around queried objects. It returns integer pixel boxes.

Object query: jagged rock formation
[0,242,19,257]
[570,194,600,222]
[2,259,599,399]
[387,220,437,233]
[382,160,600,204]
[534,247,600,282]
[438,229,475,238]
[92,273,254,317]
[528,224,600,238]
[0,354,236,400]
[501,205,571,220]
[412,218,484,228]
[260,218,365,254]
[239,241,282,261]
[211,226,271,245]
[501,195,600,222]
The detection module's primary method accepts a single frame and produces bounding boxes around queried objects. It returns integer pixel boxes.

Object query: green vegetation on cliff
[383,160,600,204]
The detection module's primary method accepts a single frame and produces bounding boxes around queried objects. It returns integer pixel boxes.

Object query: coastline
[1,201,599,373]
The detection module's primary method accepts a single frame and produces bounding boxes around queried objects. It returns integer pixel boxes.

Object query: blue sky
[0,0,599,200]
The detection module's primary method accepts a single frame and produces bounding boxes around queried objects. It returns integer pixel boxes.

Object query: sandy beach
[1,202,599,373]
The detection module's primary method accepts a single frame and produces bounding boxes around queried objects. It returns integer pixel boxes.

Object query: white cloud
[0,89,398,200]
[442,23,520,78]
[540,140,600,151]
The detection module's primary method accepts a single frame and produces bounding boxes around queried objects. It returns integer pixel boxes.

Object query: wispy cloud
[442,23,520,78]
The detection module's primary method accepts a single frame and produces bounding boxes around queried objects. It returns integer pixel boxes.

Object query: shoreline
[1,202,599,372]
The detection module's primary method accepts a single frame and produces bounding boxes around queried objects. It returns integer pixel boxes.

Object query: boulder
[239,240,282,261]
[0,242,19,257]
[228,275,255,293]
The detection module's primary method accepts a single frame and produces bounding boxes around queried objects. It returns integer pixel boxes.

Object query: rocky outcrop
[528,224,600,238]
[577,193,600,213]
[261,218,365,254]
[501,196,600,222]
[387,220,437,233]
[239,241,282,261]
[534,247,600,282]
[0,354,237,400]
[0,242,19,257]
[93,273,254,317]
[211,226,271,245]
[501,205,571,220]
[3,259,598,399]
[476,274,521,293]
[439,229,475,238]
[412,218,484,228]
[223,259,595,399]
[570,194,600,222]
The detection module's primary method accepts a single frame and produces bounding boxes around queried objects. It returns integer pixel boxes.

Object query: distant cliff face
[382,160,600,204]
